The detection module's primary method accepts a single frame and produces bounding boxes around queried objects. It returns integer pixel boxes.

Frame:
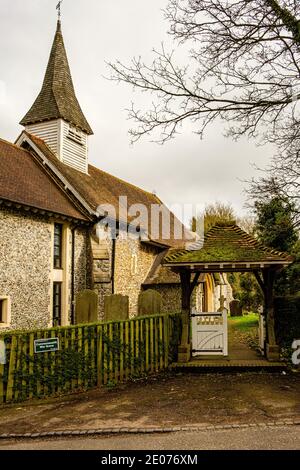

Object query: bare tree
[109,1,300,219]
[108,0,300,146]
[246,171,300,227]
[191,201,236,233]
[236,215,257,235]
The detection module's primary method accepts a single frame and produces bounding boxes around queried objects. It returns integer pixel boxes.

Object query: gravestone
[0,339,6,365]
[75,290,99,324]
[104,294,129,322]
[138,289,162,317]
[217,294,228,313]
[230,299,243,317]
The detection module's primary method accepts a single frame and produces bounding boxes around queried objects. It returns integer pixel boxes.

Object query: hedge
[274,295,300,348]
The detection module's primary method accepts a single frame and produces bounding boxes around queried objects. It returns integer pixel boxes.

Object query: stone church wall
[0,207,52,330]
[0,208,94,331]
[152,285,181,314]
[114,236,158,316]
[73,227,93,298]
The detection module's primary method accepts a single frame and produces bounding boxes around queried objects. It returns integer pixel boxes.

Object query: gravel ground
[0,371,299,436]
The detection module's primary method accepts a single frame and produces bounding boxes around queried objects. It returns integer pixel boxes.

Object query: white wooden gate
[191,310,228,356]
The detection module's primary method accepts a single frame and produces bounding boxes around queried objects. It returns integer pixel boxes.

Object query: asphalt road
[0,426,299,450]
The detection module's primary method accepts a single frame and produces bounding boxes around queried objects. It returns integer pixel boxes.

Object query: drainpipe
[71,226,76,324]
[111,237,116,294]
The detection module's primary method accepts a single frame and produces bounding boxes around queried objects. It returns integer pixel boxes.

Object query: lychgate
[191,309,228,356]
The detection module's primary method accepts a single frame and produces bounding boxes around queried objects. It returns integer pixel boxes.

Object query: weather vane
[56,0,63,19]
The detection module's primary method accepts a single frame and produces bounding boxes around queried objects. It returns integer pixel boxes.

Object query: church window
[54,223,63,269]
[53,283,62,327]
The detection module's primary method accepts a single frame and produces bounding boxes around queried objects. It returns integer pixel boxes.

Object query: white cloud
[0,81,7,105]
[0,0,274,223]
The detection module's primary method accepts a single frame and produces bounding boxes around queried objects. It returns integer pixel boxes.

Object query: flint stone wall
[0,208,52,330]
[114,237,158,317]
[0,208,93,331]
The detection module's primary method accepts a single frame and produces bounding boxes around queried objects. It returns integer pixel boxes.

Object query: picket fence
[0,313,181,404]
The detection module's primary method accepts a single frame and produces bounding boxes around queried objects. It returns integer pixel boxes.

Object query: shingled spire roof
[20,20,93,135]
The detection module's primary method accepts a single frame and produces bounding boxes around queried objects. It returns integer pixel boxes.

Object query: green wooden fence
[0,313,181,404]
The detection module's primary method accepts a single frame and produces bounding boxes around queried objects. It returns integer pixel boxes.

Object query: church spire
[20,20,93,135]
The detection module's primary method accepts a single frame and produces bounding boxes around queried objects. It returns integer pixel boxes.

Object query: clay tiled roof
[25,133,191,248]
[0,138,88,221]
[20,21,93,135]
[164,223,294,265]
[143,251,206,285]
[144,265,182,285]
[144,258,206,285]
[143,251,179,285]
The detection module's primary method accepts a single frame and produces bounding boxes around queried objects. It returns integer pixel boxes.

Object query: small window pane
[0,299,4,323]
[54,224,63,269]
[0,297,9,325]
[53,283,62,327]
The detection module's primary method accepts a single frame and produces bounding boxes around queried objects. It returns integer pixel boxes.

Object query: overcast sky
[0,0,275,225]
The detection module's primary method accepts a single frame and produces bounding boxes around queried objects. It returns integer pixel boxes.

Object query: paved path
[227,319,260,360]
[0,426,299,450]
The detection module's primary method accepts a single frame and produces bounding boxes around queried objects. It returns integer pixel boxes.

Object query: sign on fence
[0,340,6,364]
[34,338,60,354]
[0,314,180,404]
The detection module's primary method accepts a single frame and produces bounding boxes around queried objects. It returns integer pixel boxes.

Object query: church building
[0,20,230,331]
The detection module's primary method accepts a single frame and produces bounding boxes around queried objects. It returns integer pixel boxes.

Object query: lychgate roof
[164,223,294,267]
[20,21,93,135]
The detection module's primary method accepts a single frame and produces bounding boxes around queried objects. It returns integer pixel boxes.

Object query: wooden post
[263,268,280,361]
[178,271,192,363]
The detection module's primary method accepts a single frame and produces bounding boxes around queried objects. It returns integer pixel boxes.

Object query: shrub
[274,295,300,354]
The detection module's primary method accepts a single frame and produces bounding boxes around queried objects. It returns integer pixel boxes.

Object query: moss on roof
[164,224,293,264]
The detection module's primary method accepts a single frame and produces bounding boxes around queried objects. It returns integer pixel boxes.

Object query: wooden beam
[253,270,267,297]
[179,270,191,342]
[178,270,193,362]
[262,268,276,347]
[180,271,191,311]
[190,272,201,294]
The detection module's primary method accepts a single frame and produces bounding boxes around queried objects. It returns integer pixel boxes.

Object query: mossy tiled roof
[20,21,93,135]
[164,224,294,265]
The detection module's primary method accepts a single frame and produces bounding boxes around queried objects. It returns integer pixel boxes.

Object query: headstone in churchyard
[217,294,228,313]
[104,294,129,321]
[138,289,162,317]
[75,290,99,324]
[0,339,6,365]
[230,299,243,317]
